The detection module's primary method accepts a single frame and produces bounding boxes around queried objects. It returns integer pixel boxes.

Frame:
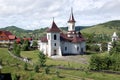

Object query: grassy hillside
[81,20,120,35]
[0,48,120,80]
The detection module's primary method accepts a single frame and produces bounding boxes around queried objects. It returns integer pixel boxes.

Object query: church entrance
[53,49,57,55]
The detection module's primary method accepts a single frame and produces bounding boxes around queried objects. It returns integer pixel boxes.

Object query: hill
[0,20,120,38]
[0,26,33,38]
[0,26,87,38]
[81,20,120,35]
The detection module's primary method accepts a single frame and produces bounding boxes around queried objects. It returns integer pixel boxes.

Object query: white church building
[38,9,86,57]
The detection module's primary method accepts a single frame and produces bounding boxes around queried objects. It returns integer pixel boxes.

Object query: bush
[90,45,100,52]
[24,63,28,70]
[101,42,107,51]
[55,70,60,77]
[89,55,112,70]
[34,65,39,72]
[110,54,120,71]
[89,54,120,71]
[22,40,30,51]
[0,58,2,65]
[45,67,50,74]
[13,42,21,57]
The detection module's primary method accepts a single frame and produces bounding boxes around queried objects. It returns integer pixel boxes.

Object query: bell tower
[47,19,62,57]
[67,8,76,37]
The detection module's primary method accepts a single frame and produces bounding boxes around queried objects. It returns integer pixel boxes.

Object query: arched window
[54,34,57,40]
[65,47,67,51]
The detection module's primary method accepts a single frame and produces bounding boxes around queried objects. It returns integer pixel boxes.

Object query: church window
[65,47,67,51]
[54,43,56,46]
[54,34,57,40]
[77,47,79,51]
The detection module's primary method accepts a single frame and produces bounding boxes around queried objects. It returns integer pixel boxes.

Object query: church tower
[47,19,62,57]
[67,8,76,37]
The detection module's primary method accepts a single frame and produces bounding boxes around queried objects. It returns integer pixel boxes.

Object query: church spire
[68,8,76,23]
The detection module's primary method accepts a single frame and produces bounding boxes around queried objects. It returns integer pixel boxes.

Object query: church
[38,9,86,57]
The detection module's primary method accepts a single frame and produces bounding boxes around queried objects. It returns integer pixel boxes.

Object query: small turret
[112,32,118,42]
[68,8,76,32]
[67,8,76,38]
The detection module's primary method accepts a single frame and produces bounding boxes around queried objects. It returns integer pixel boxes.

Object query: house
[0,30,17,44]
[38,9,86,57]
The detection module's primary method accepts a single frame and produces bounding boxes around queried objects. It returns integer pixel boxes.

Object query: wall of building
[38,41,48,55]
[47,33,62,56]
[61,41,86,55]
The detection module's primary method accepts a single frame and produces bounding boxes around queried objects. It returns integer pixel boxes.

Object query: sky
[0,0,120,30]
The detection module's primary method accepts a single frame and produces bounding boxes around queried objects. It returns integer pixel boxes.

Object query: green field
[0,48,120,80]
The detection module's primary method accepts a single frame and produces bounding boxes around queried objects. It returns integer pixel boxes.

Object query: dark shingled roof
[40,32,85,43]
[47,21,61,33]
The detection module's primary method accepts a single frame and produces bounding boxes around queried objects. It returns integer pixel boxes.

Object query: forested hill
[0,20,120,38]
[0,26,88,38]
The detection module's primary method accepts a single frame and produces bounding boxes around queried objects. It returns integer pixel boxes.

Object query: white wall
[47,32,62,56]
[68,22,75,31]
[38,41,48,55]
[61,41,86,55]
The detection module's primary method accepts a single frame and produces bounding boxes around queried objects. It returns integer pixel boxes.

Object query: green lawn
[0,48,120,80]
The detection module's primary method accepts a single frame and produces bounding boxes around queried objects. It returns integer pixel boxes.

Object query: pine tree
[38,51,46,67]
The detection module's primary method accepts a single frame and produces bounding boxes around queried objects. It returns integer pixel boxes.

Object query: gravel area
[52,55,90,64]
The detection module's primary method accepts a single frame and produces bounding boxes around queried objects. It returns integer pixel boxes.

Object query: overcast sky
[0,0,120,30]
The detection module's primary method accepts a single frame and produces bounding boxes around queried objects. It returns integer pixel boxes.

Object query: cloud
[0,0,120,30]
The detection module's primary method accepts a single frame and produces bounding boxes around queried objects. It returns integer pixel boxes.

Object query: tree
[38,51,46,67]
[15,44,21,57]
[32,41,38,47]
[101,42,107,51]
[13,42,21,57]
[22,40,30,51]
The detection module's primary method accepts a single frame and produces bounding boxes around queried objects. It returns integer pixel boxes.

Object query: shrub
[34,65,39,72]
[45,67,50,74]
[0,58,2,65]
[55,70,60,77]
[90,45,100,52]
[24,63,28,70]
[89,55,112,70]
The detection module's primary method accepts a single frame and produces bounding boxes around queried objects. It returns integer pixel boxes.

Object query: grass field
[0,48,120,80]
